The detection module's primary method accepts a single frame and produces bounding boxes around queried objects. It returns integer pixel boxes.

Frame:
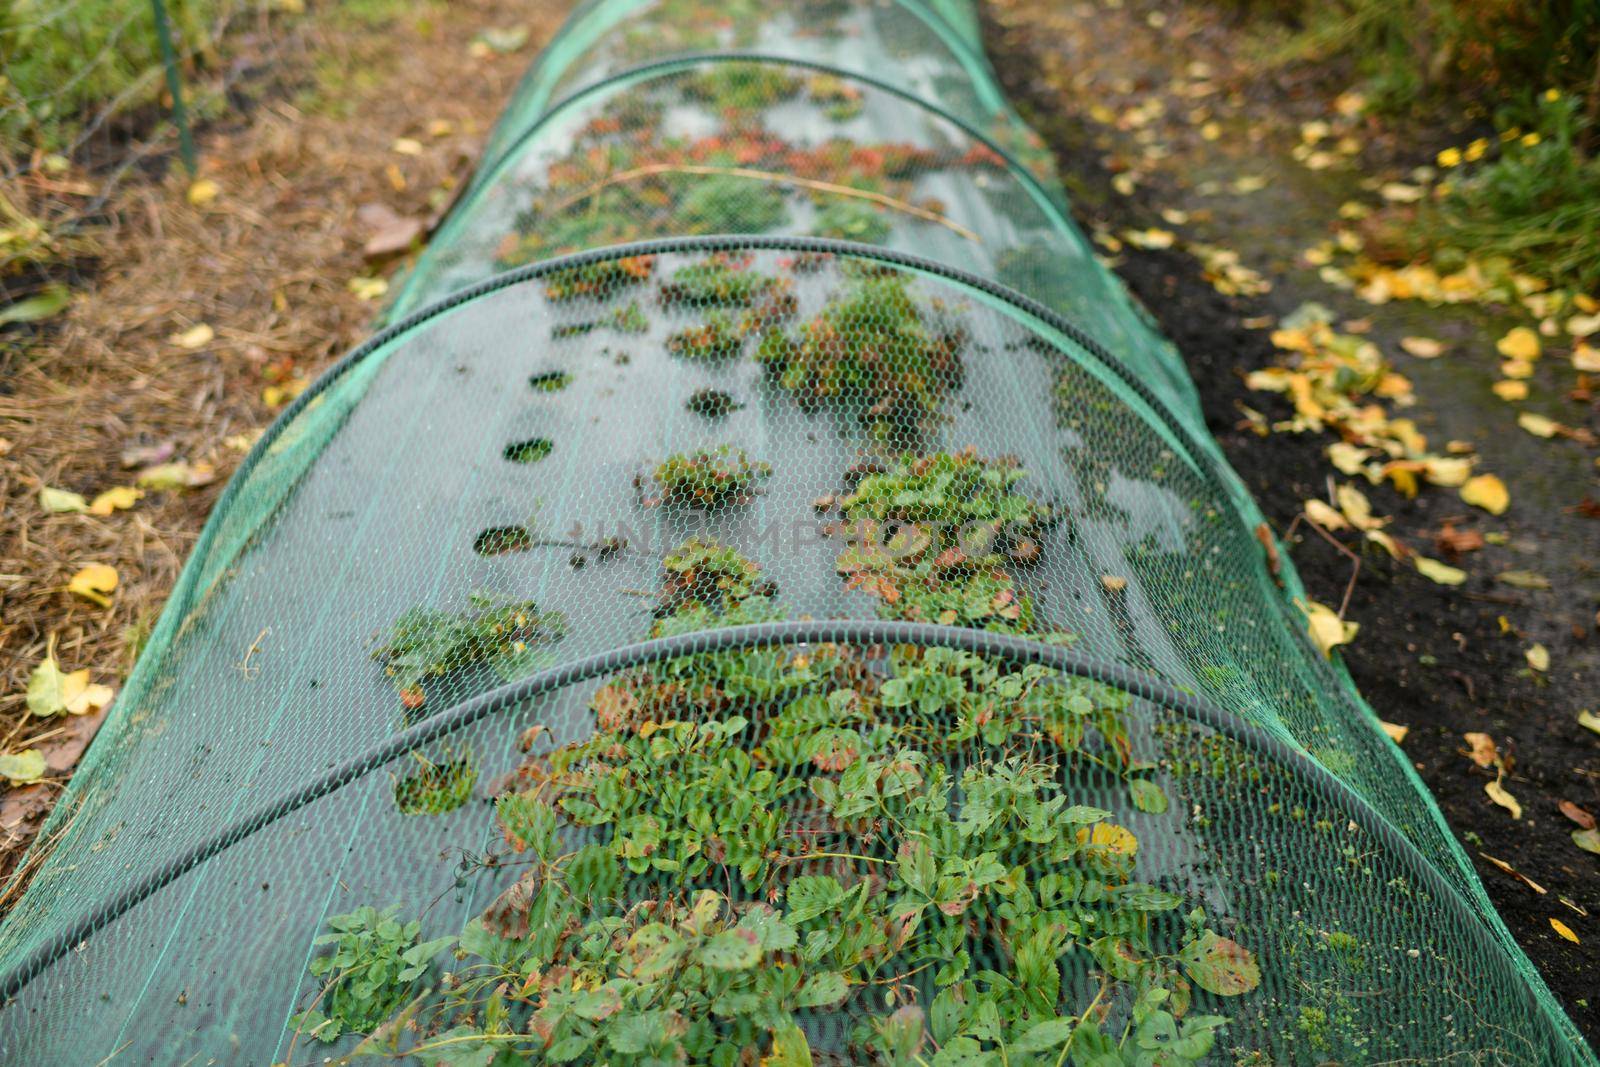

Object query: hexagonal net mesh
[0,3,1590,1066]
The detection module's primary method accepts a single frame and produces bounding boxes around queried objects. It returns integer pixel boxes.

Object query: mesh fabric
[0,1,1590,1064]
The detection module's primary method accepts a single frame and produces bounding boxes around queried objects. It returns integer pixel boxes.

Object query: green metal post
[150,0,197,175]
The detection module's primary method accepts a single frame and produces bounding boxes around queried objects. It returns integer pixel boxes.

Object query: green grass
[0,0,427,153]
[1215,1,1600,290]
[1362,90,1600,292]
[0,0,227,154]
[1423,92,1600,290]
[1219,0,1600,119]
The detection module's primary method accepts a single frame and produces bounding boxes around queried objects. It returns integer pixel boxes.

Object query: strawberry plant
[811,198,892,244]
[674,173,790,234]
[373,593,567,711]
[642,445,772,510]
[840,448,1055,534]
[832,449,1057,633]
[319,637,1257,1062]
[304,509,1257,1065]
[807,73,865,122]
[528,371,574,392]
[543,254,656,302]
[666,311,745,360]
[660,254,786,307]
[681,64,802,114]
[657,537,774,617]
[503,437,554,464]
[754,270,965,433]
[498,204,644,271]
[614,0,767,61]
[393,747,479,816]
[686,387,742,418]
[290,905,453,1043]
[551,300,649,338]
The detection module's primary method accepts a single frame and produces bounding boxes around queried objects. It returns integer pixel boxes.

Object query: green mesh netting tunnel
[1,2,1593,1064]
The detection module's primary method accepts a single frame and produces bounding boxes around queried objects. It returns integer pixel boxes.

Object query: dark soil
[984,13,1600,1042]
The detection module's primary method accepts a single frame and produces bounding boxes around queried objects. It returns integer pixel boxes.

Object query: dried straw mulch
[0,0,570,889]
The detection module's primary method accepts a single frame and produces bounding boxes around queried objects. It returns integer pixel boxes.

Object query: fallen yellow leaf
[39,486,88,513]
[1550,918,1579,944]
[0,749,46,784]
[1463,732,1500,768]
[1461,474,1509,515]
[23,638,113,718]
[1422,457,1473,487]
[1335,484,1383,531]
[1415,556,1467,586]
[1399,336,1446,359]
[88,486,142,516]
[1526,644,1550,672]
[1485,777,1522,819]
[1300,599,1357,657]
[136,462,216,490]
[1565,313,1600,337]
[1499,570,1551,590]
[1491,379,1529,401]
[348,276,389,301]
[26,650,69,716]
[1303,499,1348,530]
[171,323,215,349]
[1496,326,1541,360]
[1365,529,1403,559]
[1327,442,1371,475]
[262,377,310,409]
[1517,413,1560,438]
[1077,822,1138,856]
[61,671,114,715]
[1383,463,1419,499]
[186,178,220,207]
[1122,227,1176,250]
[1379,720,1409,743]
[1379,182,1424,203]
[1574,343,1600,372]
[67,563,118,608]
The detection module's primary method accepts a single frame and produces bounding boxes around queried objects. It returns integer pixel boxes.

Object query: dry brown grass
[0,0,569,879]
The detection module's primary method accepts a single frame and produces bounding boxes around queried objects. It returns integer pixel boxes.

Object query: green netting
[0,2,1591,1065]
[473,0,1039,196]
[391,57,1196,416]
